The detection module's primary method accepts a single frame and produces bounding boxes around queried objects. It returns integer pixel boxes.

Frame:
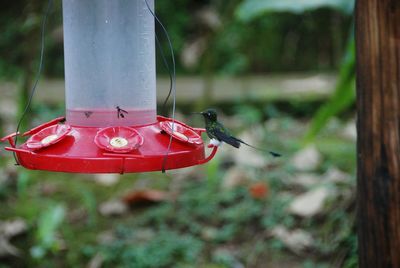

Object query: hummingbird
[196,109,281,157]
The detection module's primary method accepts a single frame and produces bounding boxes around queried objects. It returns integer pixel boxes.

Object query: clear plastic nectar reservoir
[62,0,156,127]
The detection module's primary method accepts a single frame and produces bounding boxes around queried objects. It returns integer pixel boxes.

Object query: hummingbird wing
[214,122,281,157]
[213,124,241,148]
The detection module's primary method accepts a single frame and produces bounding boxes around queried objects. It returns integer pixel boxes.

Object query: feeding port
[1,0,218,173]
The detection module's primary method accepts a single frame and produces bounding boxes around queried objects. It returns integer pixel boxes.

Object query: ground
[0,76,356,267]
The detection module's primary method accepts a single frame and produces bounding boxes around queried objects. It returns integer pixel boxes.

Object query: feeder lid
[94,126,144,153]
[26,124,71,150]
[159,120,203,146]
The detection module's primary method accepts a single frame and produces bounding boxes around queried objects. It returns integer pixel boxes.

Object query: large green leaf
[236,0,354,21]
[303,37,355,143]
[31,204,66,259]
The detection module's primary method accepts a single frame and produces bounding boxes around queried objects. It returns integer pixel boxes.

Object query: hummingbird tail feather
[236,138,281,157]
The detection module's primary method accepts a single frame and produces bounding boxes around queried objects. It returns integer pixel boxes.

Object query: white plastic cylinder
[62,0,156,127]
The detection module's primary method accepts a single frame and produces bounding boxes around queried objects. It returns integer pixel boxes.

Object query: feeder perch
[1,0,217,173]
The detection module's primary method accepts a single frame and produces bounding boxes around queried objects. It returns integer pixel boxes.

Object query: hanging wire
[13,0,54,165]
[144,0,177,173]
[12,0,175,172]
[155,34,173,110]
[145,0,175,111]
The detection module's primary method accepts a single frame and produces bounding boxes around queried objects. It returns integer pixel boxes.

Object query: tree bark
[356,0,400,267]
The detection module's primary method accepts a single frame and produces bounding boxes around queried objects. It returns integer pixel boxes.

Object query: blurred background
[0,0,356,267]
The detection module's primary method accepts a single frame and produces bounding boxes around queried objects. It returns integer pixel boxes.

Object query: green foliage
[206,154,221,186]
[0,2,61,80]
[236,0,356,143]
[262,194,294,229]
[92,180,268,267]
[235,0,356,142]
[237,0,354,21]
[0,1,352,79]
[78,188,97,227]
[302,260,330,268]
[17,170,31,196]
[304,38,355,142]
[0,1,359,266]
[212,249,240,267]
[0,114,358,267]
[99,229,203,268]
[30,203,66,259]
[234,105,263,125]
[342,234,358,268]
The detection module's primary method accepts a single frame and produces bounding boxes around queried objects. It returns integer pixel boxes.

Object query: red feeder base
[1,116,218,174]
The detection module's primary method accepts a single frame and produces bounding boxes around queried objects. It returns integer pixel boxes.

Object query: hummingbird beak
[191,112,204,115]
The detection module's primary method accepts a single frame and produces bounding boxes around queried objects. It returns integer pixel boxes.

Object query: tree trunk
[356,0,400,267]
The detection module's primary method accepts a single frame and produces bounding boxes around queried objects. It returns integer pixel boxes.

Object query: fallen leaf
[290,173,320,188]
[0,219,27,258]
[87,253,104,268]
[341,119,357,140]
[289,187,330,217]
[0,219,27,239]
[92,174,119,186]
[221,167,250,190]
[97,230,115,245]
[0,238,20,258]
[201,227,218,241]
[99,200,128,217]
[271,226,314,254]
[291,145,322,171]
[324,167,350,183]
[249,182,269,199]
[122,189,169,206]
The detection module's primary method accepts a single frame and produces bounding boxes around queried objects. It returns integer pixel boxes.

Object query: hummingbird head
[200,109,218,122]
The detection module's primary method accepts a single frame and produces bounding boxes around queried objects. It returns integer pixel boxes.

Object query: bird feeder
[1,0,217,173]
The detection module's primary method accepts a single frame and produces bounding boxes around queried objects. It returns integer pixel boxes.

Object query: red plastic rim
[1,116,218,173]
[94,126,144,153]
[160,120,203,146]
[26,124,71,150]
